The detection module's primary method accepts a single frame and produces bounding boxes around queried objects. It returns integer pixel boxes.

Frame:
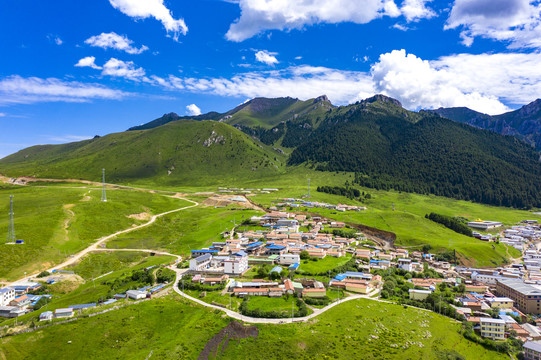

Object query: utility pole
[101,168,107,202]
[307,179,310,197]
[6,195,15,244]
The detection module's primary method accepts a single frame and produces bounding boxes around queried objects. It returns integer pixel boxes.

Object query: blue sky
[1,0,541,159]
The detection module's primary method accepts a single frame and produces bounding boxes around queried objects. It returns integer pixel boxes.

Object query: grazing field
[0,184,187,282]
[67,251,151,280]
[107,205,263,257]
[245,296,298,313]
[0,294,507,360]
[298,254,353,274]
[242,169,534,267]
[0,253,175,327]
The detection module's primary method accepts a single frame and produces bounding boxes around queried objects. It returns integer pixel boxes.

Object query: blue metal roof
[266,244,286,250]
[289,263,299,269]
[232,250,247,257]
[334,274,347,281]
[103,299,117,305]
[246,241,264,248]
[191,249,218,253]
[270,266,282,273]
[69,303,97,309]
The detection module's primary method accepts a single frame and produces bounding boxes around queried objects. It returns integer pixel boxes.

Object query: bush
[36,271,50,278]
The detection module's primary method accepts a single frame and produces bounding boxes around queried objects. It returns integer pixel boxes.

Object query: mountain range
[429,99,541,150]
[1,95,540,208]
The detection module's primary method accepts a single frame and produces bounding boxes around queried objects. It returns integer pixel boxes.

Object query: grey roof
[0,287,14,294]
[497,278,541,296]
[524,341,541,353]
[479,317,505,324]
[195,253,212,262]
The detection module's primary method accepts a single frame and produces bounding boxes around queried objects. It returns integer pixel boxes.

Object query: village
[4,193,541,358]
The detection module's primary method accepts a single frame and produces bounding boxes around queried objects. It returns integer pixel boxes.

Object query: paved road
[172,267,381,324]
[5,198,198,287]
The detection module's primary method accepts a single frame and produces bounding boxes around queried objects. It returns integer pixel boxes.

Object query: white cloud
[85,32,148,54]
[401,0,436,22]
[47,135,93,143]
[225,0,434,41]
[446,0,541,48]
[186,104,202,116]
[0,113,6,117]
[47,34,63,45]
[102,58,146,80]
[255,50,279,65]
[108,0,188,41]
[152,66,375,105]
[0,75,128,104]
[371,49,541,114]
[295,56,303,60]
[75,56,102,70]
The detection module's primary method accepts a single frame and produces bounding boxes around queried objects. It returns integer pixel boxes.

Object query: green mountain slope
[430,99,541,149]
[0,120,285,185]
[288,96,541,208]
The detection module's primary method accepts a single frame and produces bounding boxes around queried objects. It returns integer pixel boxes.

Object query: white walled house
[190,254,212,272]
[278,254,300,265]
[224,251,248,275]
[0,287,15,306]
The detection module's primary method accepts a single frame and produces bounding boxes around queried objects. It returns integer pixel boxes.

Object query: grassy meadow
[107,204,263,256]
[0,184,188,282]
[0,294,508,360]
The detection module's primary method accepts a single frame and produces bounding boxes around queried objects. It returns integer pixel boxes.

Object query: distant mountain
[429,99,541,149]
[2,94,541,208]
[0,120,285,185]
[288,95,541,208]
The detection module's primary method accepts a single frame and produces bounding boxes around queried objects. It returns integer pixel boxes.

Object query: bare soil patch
[127,212,151,221]
[198,321,258,360]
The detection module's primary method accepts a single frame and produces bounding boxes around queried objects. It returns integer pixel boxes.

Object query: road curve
[5,198,198,287]
[171,267,381,324]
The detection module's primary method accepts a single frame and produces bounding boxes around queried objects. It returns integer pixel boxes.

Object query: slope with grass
[0,120,286,186]
[0,185,186,282]
[0,294,507,360]
[107,204,263,257]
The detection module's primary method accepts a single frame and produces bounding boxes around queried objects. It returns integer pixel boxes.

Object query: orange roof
[303,288,326,293]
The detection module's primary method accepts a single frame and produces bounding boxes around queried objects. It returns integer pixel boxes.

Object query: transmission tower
[307,178,311,197]
[101,168,107,202]
[7,195,15,244]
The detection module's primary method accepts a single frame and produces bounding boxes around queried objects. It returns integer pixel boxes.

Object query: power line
[6,195,15,244]
[101,168,107,202]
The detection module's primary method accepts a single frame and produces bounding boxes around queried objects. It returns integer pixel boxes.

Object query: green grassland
[241,168,536,267]
[67,251,151,280]
[245,296,298,313]
[107,205,263,256]
[299,254,352,274]
[0,185,187,281]
[0,294,507,360]
[0,253,175,327]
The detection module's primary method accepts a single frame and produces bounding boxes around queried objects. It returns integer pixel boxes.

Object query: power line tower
[6,195,15,244]
[307,178,311,197]
[101,168,107,202]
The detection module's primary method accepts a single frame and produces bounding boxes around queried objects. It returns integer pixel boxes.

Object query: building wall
[496,282,541,315]
[480,321,505,340]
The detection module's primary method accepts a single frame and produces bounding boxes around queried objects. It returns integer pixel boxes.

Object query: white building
[0,287,15,306]
[189,253,212,272]
[126,290,147,300]
[480,317,506,340]
[224,252,249,275]
[524,341,541,360]
[278,254,300,266]
[468,220,503,230]
[39,311,53,321]
[397,258,413,272]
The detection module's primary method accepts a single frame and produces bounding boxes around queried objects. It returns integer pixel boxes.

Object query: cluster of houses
[0,282,45,318]
[274,198,367,212]
[499,222,541,251]
[189,211,363,275]
[217,187,278,194]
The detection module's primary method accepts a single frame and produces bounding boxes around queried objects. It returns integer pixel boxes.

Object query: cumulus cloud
[150,66,375,105]
[102,58,146,80]
[75,56,102,70]
[186,103,202,116]
[85,32,149,54]
[108,0,188,40]
[446,0,541,48]
[371,49,541,114]
[255,50,279,65]
[401,0,436,22]
[225,0,435,41]
[0,75,128,104]
[0,113,6,117]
